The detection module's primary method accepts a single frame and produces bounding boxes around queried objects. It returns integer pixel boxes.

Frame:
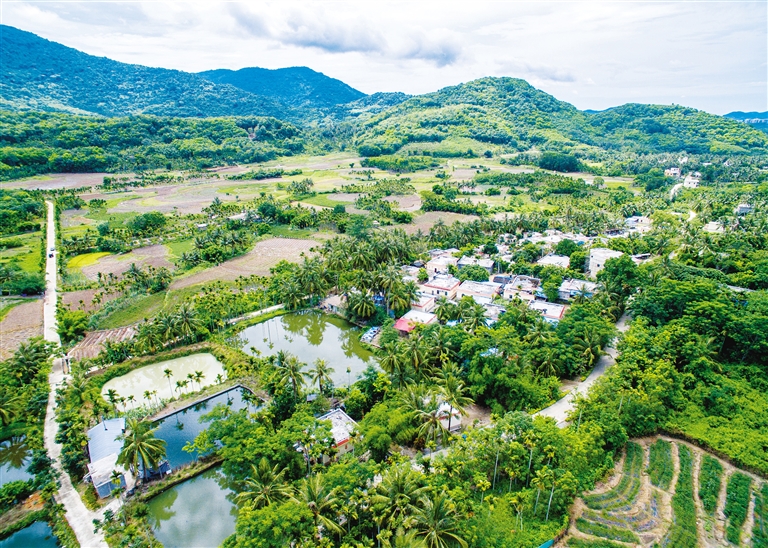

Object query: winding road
[534,313,630,427]
[42,200,112,548]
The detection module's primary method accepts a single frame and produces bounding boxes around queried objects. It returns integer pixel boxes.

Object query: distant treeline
[0,111,305,180]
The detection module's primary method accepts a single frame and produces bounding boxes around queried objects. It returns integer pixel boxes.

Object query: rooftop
[422,275,460,291]
[537,254,570,268]
[458,280,501,295]
[529,300,566,320]
[559,278,599,293]
[317,409,358,447]
[87,418,125,463]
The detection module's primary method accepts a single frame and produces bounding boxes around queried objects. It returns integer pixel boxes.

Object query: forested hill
[354,78,768,156]
[0,25,292,119]
[199,66,365,109]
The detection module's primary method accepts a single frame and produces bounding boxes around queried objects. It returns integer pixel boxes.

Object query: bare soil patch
[383,195,421,211]
[0,299,43,359]
[327,193,360,202]
[401,211,478,235]
[81,245,173,281]
[170,237,316,290]
[5,172,110,191]
[62,288,121,313]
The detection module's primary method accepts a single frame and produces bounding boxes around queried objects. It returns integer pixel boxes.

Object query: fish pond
[147,467,237,548]
[240,310,377,387]
[0,521,58,548]
[101,353,226,403]
[153,386,257,469]
[0,437,33,487]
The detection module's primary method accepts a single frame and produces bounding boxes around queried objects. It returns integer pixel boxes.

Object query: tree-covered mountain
[0,25,294,119]
[198,66,365,109]
[353,78,768,156]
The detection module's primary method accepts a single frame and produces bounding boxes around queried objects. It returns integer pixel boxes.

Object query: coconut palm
[174,302,202,343]
[371,463,428,532]
[347,290,376,320]
[412,492,468,548]
[274,352,307,400]
[0,391,20,427]
[573,328,604,374]
[106,389,120,415]
[117,418,167,480]
[193,370,205,391]
[163,369,174,399]
[308,359,334,394]
[236,457,292,509]
[290,473,343,541]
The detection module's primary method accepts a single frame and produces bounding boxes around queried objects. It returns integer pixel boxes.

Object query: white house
[426,255,459,274]
[394,310,438,335]
[537,254,570,269]
[456,280,502,302]
[558,278,599,301]
[588,248,624,278]
[503,275,542,303]
[317,409,358,461]
[528,301,567,324]
[420,275,461,300]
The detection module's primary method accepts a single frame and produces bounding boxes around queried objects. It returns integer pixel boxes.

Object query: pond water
[101,353,226,403]
[153,387,256,469]
[240,311,377,387]
[0,437,33,487]
[0,521,58,548]
[147,467,237,548]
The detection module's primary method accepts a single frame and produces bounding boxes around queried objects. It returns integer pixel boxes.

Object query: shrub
[661,444,698,548]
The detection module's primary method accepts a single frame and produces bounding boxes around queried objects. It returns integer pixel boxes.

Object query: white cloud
[1,0,765,114]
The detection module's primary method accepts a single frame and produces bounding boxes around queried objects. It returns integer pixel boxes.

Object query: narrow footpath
[534,313,630,427]
[42,200,112,548]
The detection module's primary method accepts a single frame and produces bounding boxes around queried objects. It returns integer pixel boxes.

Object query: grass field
[96,285,202,329]
[300,193,352,208]
[165,239,195,260]
[67,252,112,271]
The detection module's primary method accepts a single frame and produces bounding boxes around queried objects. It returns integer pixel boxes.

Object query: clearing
[80,245,174,281]
[0,299,43,359]
[169,237,316,290]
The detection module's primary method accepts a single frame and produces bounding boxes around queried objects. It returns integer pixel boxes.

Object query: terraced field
[563,436,766,547]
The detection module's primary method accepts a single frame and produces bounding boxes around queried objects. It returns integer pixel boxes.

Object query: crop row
[574,517,640,544]
[584,442,643,510]
[724,472,752,545]
[567,538,625,548]
[698,454,723,515]
[661,444,698,548]
[647,439,673,490]
[754,483,767,548]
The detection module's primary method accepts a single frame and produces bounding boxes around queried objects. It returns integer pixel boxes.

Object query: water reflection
[0,437,33,487]
[241,311,377,387]
[0,521,58,548]
[147,467,237,548]
[153,388,253,469]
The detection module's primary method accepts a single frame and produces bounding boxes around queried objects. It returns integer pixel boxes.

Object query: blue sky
[2,0,766,114]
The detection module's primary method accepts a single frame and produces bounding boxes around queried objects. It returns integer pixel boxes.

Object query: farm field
[562,436,766,547]
[168,237,316,290]
[0,298,43,359]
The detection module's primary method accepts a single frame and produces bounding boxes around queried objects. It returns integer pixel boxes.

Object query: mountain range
[1,24,766,156]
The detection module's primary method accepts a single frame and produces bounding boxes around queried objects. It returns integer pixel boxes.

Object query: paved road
[42,201,113,548]
[534,313,630,427]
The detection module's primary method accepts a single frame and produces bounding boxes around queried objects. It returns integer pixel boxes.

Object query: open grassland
[0,231,42,274]
[67,251,112,271]
[564,436,765,547]
[95,285,202,329]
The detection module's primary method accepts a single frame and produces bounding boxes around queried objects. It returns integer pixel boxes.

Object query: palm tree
[573,328,604,374]
[290,473,343,541]
[236,457,292,509]
[174,302,202,343]
[163,369,174,399]
[117,418,167,480]
[0,391,20,427]
[348,290,376,320]
[106,389,120,415]
[193,370,205,391]
[109,469,124,495]
[175,380,185,396]
[127,395,136,410]
[436,363,473,434]
[308,359,334,394]
[372,464,428,532]
[143,390,153,408]
[412,492,468,548]
[274,352,307,400]
[406,393,449,451]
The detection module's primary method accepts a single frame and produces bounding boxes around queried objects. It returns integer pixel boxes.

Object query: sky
[1,0,766,114]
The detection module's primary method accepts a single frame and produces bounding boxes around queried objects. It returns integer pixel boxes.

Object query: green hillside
[352,77,768,156]
[0,25,290,119]
[199,66,365,109]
